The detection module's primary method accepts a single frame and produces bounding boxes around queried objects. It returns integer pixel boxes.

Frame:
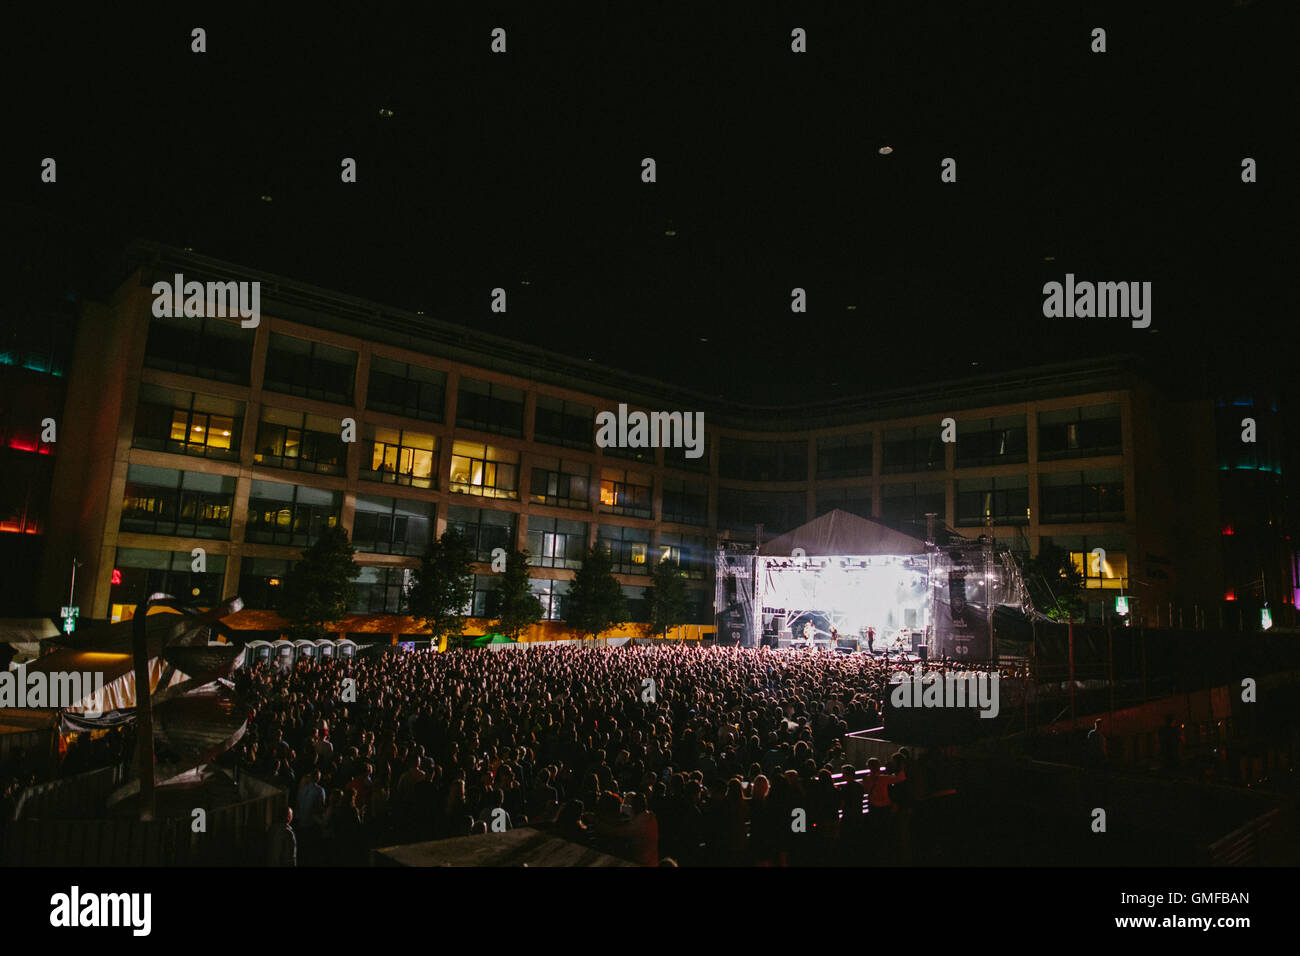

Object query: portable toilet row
[242,638,357,667]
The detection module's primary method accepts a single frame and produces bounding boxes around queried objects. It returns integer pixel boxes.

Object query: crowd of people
[231,644,1011,866]
[1,725,134,825]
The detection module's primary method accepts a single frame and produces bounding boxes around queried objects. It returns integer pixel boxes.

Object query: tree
[1020,544,1087,622]
[563,545,628,641]
[647,557,691,640]
[279,525,360,641]
[407,527,477,650]
[494,548,545,641]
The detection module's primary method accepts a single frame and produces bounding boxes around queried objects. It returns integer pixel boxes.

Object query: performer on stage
[802,620,816,648]
[866,626,875,653]
[829,626,839,649]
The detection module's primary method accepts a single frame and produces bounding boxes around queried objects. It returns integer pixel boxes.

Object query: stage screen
[757,554,930,640]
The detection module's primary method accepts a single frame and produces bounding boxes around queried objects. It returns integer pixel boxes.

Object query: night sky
[4,3,1296,404]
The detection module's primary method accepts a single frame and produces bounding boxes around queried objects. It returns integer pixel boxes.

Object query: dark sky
[4,3,1296,403]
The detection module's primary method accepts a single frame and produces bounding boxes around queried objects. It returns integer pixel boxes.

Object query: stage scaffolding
[714,535,1033,662]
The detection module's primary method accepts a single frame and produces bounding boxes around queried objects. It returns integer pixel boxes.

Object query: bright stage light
[758,554,930,636]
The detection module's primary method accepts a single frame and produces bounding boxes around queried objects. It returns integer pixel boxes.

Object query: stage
[715,510,1033,662]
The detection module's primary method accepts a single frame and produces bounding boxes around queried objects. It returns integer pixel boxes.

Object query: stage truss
[715,539,1033,660]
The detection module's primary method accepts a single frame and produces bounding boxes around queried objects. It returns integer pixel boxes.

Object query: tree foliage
[407,527,477,649]
[647,557,691,639]
[279,524,360,641]
[1020,544,1087,622]
[495,548,545,641]
[563,545,628,640]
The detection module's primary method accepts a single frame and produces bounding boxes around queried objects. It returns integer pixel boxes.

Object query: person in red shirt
[865,757,900,811]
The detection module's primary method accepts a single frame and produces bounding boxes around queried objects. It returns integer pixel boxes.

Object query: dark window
[661,478,707,525]
[535,396,594,449]
[471,573,501,617]
[245,480,342,546]
[0,375,61,455]
[1037,405,1122,461]
[600,467,652,518]
[1039,469,1125,524]
[597,524,650,575]
[445,506,516,562]
[238,557,295,610]
[716,489,806,535]
[622,585,650,623]
[526,517,587,569]
[456,378,524,437]
[529,456,590,510]
[352,495,433,556]
[603,443,656,464]
[663,434,710,472]
[816,485,873,519]
[134,385,243,461]
[144,314,253,385]
[817,433,873,478]
[351,567,412,614]
[0,307,73,378]
[110,548,228,609]
[1216,399,1283,474]
[881,427,945,474]
[530,578,569,621]
[879,482,945,533]
[366,357,445,421]
[253,408,345,474]
[263,334,357,404]
[955,416,1028,468]
[956,477,1029,526]
[719,438,807,482]
[0,448,53,534]
[362,426,438,488]
[120,465,235,539]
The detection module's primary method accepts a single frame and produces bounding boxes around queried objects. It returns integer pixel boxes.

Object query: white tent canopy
[759,509,927,557]
[0,618,63,667]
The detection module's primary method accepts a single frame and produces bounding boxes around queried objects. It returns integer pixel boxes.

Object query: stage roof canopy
[759,509,927,558]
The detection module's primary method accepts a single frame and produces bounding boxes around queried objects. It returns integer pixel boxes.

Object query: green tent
[469,632,516,648]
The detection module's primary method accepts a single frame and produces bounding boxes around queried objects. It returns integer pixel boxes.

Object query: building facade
[36,243,1278,638]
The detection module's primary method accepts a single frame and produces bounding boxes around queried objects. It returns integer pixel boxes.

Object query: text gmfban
[889,665,1000,719]
[50,887,151,936]
[152,273,260,328]
[595,404,705,459]
[0,666,104,717]
[1042,274,1151,329]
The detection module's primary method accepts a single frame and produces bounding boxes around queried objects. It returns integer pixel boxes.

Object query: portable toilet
[315,638,336,658]
[336,638,358,660]
[294,639,317,662]
[271,639,295,668]
[245,639,272,665]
